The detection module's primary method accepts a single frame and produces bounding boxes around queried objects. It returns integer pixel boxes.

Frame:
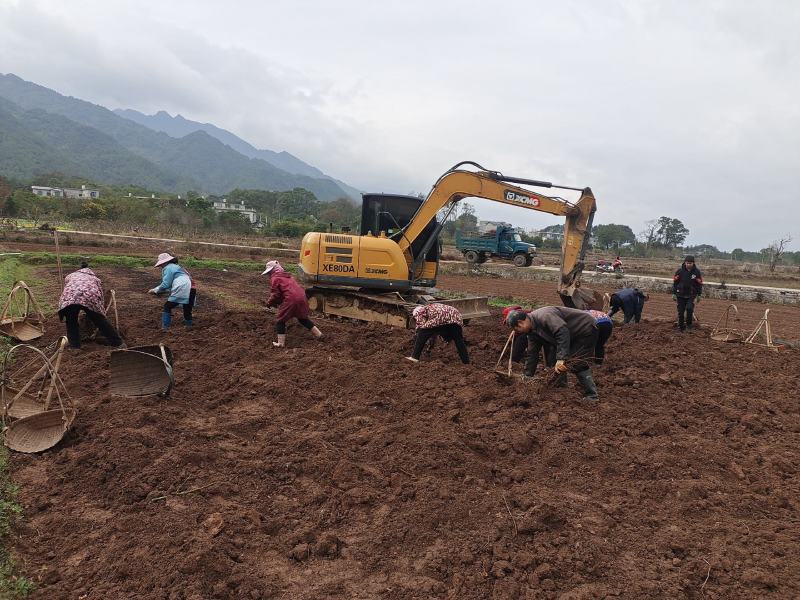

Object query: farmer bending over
[59,261,125,349]
[148,253,197,330]
[262,260,322,347]
[507,307,599,402]
[406,303,469,364]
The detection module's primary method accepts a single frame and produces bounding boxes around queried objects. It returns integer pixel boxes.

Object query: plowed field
[6,266,800,599]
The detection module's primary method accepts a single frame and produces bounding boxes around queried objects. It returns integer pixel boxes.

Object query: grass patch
[435,288,542,310]
[15,252,275,273]
[0,445,33,598]
[0,258,33,363]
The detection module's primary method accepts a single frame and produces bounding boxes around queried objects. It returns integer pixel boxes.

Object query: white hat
[155,252,175,267]
[261,260,281,275]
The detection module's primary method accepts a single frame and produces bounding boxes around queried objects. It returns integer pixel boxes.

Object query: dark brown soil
[6,267,800,599]
[439,274,800,341]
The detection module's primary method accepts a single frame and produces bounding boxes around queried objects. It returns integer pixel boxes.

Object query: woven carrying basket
[0,318,44,342]
[4,408,76,453]
[109,345,174,397]
[0,282,45,342]
[3,387,48,420]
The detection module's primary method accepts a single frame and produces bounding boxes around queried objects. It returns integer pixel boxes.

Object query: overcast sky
[1,0,798,251]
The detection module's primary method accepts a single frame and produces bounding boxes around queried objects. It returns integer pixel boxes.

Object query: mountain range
[0,73,359,201]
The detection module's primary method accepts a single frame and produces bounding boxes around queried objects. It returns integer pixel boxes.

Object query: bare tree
[767,235,792,272]
[639,219,659,248]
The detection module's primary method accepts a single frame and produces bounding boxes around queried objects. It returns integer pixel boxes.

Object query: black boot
[575,370,599,402]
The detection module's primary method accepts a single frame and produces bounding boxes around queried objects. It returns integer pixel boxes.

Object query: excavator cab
[360,194,440,286]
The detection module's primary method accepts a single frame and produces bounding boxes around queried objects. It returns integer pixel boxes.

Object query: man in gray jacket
[507,306,600,401]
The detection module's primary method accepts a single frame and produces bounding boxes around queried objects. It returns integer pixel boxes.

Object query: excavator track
[306,287,491,328]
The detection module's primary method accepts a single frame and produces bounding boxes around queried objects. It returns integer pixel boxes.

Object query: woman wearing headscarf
[58,261,124,349]
[262,260,322,347]
[406,303,469,364]
[148,253,196,330]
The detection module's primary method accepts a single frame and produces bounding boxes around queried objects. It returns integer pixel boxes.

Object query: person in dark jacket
[406,303,469,364]
[262,260,322,347]
[507,307,600,401]
[608,287,648,324]
[672,255,703,331]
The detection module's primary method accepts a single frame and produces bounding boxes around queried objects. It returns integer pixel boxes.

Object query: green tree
[79,201,108,220]
[318,197,360,230]
[187,196,213,214]
[656,216,689,248]
[593,224,636,249]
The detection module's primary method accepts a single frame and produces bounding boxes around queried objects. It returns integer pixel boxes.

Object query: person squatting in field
[507,306,600,402]
[672,255,703,332]
[148,253,197,330]
[406,303,470,364]
[58,261,125,349]
[262,260,323,347]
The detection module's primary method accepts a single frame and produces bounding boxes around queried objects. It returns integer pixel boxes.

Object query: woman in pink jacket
[406,303,469,364]
[262,260,323,347]
[58,262,125,349]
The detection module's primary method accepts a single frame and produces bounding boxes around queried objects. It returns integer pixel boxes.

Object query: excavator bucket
[436,296,491,322]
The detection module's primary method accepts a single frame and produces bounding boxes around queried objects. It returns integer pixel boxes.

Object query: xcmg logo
[505,190,540,207]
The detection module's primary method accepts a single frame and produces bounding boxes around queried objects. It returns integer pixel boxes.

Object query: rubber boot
[184,319,193,328]
[575,369,599,402]
[161,311,172,331]
[311,326,323,340]
[273,334,286,348]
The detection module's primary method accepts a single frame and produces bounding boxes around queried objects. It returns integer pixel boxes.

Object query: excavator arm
[396,162,596,306]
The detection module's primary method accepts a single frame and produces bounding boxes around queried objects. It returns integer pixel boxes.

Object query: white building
[212,199,258,224]
[32,185,99,199]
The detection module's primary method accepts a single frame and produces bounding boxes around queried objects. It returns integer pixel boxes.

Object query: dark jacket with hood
[523,307,598,376]
[609,287,646,320]
[672,263,703,298]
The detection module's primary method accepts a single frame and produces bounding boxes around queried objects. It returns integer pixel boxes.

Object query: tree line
[0,174,360,237]
[0,173,796,267]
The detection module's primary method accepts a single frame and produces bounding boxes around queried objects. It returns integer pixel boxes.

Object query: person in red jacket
[262,260,323,347]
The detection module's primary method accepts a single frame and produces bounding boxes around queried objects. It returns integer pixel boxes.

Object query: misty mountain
[113,108,361,199]
[0,96,194,190]
[0,73,356,200]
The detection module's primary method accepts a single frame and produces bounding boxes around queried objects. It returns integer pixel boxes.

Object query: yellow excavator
[299,161,597,326]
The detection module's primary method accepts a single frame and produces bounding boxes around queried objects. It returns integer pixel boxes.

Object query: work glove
[671,293,677,301]
[554,360,568,374]
[147,287,159,295]
[695,296,701,304]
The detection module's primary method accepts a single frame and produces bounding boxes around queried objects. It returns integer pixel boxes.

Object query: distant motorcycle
[596,260,624,274]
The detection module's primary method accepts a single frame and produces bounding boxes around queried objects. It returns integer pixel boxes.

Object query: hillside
[0,73,355,200]
[114,108,361,199]
[0,97,193,190]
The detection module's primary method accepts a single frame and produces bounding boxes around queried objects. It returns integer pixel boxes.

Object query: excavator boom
[396,162,596,303]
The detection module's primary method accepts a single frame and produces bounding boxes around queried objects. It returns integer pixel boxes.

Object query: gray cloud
[0,0,797,250]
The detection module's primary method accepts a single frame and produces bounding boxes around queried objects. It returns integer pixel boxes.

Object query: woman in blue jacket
[148,253,196,330]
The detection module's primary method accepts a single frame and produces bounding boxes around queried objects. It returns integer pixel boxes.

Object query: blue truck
[455,224,536,267]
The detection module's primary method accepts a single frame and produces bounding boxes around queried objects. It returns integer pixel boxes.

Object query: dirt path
[5,266,799,598]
